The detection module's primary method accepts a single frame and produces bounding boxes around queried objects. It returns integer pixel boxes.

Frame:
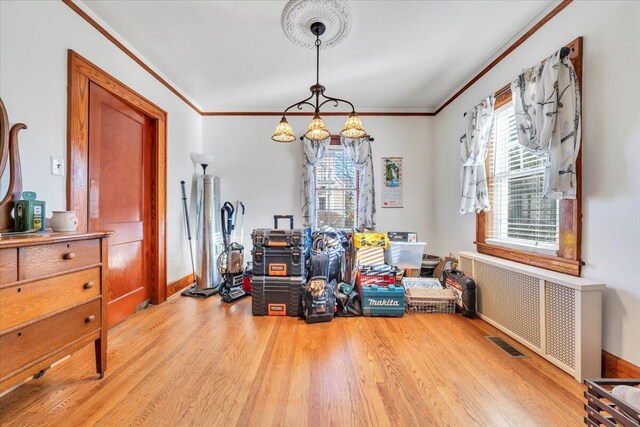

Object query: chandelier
[272,22,366,143]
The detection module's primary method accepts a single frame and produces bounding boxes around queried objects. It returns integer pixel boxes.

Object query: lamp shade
[271,117,296,143]
[304,114,331,141]
[340,113,366,139]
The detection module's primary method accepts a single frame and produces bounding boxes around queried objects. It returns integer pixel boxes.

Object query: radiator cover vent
[546,281,576,368]
[458,251,604,382]
[475,262,541,348]
[459,256,473,275]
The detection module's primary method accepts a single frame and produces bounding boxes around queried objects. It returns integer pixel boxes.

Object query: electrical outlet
[51,157,65,176]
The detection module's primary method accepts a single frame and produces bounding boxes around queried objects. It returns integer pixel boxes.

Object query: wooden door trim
[67,50,167,305]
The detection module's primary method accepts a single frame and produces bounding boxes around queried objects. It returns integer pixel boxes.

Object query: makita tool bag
[443,269,476,317]
[302,277,335,323]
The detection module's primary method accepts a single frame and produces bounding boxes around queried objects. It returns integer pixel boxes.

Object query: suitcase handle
[274,215,294,229]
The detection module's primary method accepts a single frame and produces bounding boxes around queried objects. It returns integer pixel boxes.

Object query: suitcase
[443,269,476,317]
[252,215,307,248]
[251,276,304,317]
[252,246,306,277]
[302,278,335,323]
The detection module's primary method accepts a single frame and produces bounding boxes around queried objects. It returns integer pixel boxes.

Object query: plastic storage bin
[384,242,426,269]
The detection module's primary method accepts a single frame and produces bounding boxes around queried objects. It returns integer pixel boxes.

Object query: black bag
[302,278,335,323]
[443,269,476,318]
[335,283,362,317]
[309,249,342,283]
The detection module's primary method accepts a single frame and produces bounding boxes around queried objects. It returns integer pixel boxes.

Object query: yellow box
[353,232,388,249]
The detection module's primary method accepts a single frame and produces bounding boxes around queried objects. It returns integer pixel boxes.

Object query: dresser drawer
[0,267,101,331]
[0,299,101,380]
[19,239,101,280]
[0,249,18,284]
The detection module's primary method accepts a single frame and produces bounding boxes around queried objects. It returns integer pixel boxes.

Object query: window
[315,144,358,229]
[485,101,559,256]
[475,39,583,278]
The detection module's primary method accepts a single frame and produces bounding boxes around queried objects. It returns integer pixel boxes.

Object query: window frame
[475,37,583,277]
[313,135,359,230]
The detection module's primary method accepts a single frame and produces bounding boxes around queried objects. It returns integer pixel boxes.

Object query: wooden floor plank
[0,296,586,426]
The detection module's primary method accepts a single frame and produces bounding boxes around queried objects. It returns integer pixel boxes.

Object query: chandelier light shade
[340,113,366,138]
[272,21,368,143]
[271,117,296,143]
[304,115,331,141]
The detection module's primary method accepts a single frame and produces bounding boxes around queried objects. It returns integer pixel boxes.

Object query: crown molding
[433,0,573,115]
[62,0,573,118]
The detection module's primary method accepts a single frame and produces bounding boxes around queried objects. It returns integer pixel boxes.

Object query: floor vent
[486,336,526,358]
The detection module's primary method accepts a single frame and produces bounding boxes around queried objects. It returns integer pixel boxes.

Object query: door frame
[67,50,167,304]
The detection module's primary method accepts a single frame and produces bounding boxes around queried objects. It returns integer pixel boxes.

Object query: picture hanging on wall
[382,157,403,208]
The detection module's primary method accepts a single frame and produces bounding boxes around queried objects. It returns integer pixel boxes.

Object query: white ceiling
[81,0,553,112]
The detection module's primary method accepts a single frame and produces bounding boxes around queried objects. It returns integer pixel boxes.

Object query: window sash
[486,102,559,251]
[314,144,358,229]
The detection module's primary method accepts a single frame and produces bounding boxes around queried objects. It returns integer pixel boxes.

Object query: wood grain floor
[0,295,586,426]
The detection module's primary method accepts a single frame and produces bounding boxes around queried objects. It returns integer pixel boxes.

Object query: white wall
[0,1,202,282]
[203,115,436,251]
[433,1,640,365]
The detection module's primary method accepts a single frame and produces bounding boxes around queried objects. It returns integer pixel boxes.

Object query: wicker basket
[405,288,456,314]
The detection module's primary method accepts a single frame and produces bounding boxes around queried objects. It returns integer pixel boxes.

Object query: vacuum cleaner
[181,153,222,298]
[218,200,250,303]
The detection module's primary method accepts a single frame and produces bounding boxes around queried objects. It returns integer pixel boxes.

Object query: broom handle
[181,181,196,281]
[180,181,192,241]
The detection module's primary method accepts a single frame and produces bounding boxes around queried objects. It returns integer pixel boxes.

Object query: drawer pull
[64,252,76,260]
[85,315,96,323]
[84,281,95,290]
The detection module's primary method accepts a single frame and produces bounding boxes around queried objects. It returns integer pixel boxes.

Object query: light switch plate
[51,157,65,176]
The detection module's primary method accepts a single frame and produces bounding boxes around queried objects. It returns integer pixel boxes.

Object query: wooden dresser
[0,231,111,392]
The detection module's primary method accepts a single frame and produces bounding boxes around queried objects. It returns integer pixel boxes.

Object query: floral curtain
[511,49,581,199]
[341,136,376,228]
[460,95,495,215]
[302,137,330,227]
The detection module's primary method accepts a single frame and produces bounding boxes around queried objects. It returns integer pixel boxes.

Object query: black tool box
[443,269,476,318]
[252,246,306,277]
[252,215,307,248]
[252,276,304,317]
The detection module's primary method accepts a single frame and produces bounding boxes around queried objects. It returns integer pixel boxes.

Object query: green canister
[14,191,46,232]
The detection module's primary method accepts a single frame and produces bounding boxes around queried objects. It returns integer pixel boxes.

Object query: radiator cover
[459,251,604,381]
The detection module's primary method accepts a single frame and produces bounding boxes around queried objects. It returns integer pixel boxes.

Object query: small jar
[50,211,78,232]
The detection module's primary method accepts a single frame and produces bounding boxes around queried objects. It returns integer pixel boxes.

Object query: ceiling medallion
[281,0,352,50]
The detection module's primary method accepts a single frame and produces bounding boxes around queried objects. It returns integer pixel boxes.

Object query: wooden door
[88,82,153,328]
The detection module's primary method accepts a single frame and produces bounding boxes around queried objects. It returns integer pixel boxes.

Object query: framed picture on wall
[382,157,403,208]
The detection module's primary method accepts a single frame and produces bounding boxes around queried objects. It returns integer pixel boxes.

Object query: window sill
[485,238,558,257]
[475,242,583,277]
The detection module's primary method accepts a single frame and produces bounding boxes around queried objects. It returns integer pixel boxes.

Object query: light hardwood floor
[0,294,586,426]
